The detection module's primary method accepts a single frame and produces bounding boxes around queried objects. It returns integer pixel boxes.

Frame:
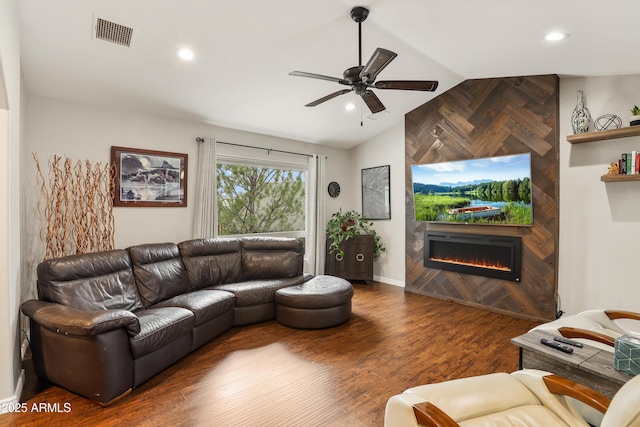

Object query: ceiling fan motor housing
[343,66,364,83]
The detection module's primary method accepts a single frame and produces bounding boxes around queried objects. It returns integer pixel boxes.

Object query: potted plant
[326,209,386,259]
[630,105,640,126]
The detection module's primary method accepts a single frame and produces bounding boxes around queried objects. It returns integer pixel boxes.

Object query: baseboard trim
[0,369,25,414]
[373,275,404,287]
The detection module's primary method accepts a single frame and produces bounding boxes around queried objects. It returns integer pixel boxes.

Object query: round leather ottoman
[275,275,353,329]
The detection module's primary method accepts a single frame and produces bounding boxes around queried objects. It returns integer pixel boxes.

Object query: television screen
[411,153,533,226]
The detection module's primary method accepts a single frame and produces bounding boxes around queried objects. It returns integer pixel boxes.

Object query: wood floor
[3,282,539,427]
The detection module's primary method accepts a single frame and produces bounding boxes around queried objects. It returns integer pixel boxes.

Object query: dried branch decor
[33,153,115,260]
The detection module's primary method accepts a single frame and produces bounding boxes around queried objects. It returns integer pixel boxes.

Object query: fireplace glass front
[424,231,521,282]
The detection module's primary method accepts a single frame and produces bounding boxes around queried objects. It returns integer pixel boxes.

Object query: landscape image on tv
[411,153,533,226]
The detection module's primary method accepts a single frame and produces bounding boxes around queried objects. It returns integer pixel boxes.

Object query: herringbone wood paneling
[405,75,559,321]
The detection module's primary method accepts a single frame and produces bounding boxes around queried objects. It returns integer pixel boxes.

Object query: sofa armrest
[558,326,615,347]
[412,402,460,427]
[21,299,140,337]
[605,310,640,322]
[543,374,610,413]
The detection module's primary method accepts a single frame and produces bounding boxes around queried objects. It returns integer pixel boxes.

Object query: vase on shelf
[570,90,591,134]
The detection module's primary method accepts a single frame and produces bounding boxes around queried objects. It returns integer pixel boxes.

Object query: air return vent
[94,17,134,47]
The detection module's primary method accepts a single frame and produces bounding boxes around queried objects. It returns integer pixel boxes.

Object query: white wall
[350,122,406,286]
[23,95,353,288]
[0,0,24,408]
[559,75,640,314]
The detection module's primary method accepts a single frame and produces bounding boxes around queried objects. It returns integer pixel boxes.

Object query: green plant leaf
[326,209,386,259]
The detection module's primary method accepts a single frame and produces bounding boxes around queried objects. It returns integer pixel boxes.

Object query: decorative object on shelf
[326,209,385,259]
[630,105,640,126]
[607,162,619,175]
[327,181,341,198]
[594,114,622,131]
[570,90,592,134]
[361,165,391,220]
[111,146,188,207]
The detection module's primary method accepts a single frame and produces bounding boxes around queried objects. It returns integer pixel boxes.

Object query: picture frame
[361,165,390,220]
[111,146,188,207]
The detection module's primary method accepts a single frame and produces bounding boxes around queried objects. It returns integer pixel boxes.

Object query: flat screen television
[411,153,533,226]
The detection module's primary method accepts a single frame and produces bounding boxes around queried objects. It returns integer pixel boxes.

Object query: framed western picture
[362,165,390,220]
[111,146,188,207]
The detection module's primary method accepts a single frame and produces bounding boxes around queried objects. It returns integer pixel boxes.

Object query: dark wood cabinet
[325,234,374,283]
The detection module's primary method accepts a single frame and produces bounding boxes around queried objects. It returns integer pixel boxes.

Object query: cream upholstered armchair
[530,310,640,351]
[384,369,640,427]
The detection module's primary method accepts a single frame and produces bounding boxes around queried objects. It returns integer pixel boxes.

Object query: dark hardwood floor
[3,282,539,427]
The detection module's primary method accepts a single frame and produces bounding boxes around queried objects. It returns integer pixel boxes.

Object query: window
[216,157,307,240]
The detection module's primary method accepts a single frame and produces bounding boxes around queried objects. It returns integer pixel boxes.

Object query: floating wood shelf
[567,126,640,144]
[601,174,640,182]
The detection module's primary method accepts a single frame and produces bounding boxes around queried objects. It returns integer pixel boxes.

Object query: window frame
[215,153,309,241]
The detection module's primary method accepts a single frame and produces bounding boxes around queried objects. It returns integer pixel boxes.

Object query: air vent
[94,17,134,47]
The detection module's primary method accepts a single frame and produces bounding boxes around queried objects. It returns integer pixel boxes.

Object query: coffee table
[511,329,632,398]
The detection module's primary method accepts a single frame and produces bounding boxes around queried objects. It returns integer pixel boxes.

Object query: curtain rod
[196,138,313,158]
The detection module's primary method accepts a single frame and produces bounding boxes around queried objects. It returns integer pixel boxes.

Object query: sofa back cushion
[241,237,304,281]
[128,243,191,307]
[178,238,242,290]
[36,249,143,312]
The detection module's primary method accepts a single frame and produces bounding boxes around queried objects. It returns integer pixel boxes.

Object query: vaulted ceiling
[17,0,640,148]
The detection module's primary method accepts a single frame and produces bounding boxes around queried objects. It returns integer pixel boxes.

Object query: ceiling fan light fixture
[345,102,356,111]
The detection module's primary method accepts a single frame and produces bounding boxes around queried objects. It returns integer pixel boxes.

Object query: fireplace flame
[429,256,511,272]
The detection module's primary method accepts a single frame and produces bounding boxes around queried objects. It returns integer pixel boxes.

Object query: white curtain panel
[192,138,217,238]
[306,154,326,275]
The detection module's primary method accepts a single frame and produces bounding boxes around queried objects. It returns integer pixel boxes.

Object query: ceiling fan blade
[374,80,439,91]
[359,48,397,83]
[289,71,345,84]
[305,89,352,107]
[361,90,385,114]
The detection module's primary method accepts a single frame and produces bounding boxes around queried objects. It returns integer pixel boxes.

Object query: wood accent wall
[405,75,559,322]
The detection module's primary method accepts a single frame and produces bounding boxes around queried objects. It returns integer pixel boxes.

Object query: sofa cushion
[128,243,191,307]
[213,276,308,307]
[458,406,569,427]
[129,307,194,359]
[152,290,235,326]
[275,275,353,309]
[36,249,143,312]
[240,237,304,281]
[178,238,242,290]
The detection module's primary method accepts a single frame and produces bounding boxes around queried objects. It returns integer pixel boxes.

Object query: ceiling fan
[289,6,438,115]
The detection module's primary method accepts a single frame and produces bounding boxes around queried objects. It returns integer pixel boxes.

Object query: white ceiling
[17,0,640,149]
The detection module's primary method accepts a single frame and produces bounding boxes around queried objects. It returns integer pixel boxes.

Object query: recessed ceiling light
[177,48,195,61]
[544,32,569,41]
[345,103,356,111]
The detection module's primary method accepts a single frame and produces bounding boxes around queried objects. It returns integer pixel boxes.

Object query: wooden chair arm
[543,374,611,414]
[412,402,460,427]
[605,310,640,322]
[558,326,615,347]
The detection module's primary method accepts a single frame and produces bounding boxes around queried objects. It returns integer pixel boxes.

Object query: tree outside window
[216,164,305,236]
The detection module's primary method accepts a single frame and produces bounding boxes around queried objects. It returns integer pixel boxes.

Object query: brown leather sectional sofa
[21,236,311,405]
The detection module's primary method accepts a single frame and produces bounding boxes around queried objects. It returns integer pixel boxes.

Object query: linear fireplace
[424,231,521,282]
